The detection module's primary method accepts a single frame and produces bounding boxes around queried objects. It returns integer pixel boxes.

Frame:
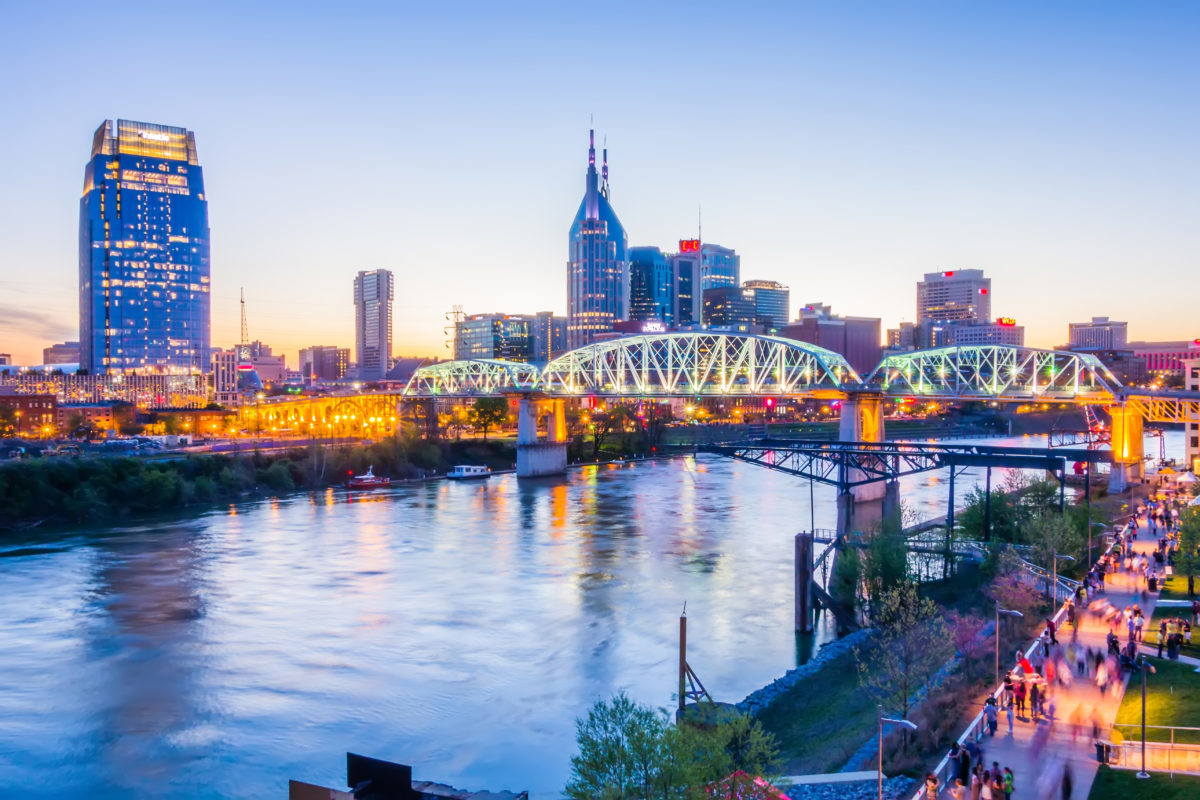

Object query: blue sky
[0,1,1196,365]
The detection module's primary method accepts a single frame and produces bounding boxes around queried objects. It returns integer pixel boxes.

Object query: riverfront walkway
[944,514,1162,800]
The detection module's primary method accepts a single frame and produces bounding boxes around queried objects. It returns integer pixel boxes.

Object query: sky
[0,1,1197,367]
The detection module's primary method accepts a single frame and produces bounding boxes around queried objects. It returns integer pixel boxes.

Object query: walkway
[941,514,1162,800]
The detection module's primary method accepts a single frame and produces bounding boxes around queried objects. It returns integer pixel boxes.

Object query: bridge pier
[839,392,887,501]
[1107,404,1143,493]
[516,396,568,478]
[794,533,813,633]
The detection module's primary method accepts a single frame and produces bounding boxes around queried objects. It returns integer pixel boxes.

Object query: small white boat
[447,465,491,480]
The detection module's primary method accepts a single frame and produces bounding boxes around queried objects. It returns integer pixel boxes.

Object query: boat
[447,465,491,480]
[347,465,391,489]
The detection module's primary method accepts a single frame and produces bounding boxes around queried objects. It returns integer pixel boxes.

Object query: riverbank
[0,435,516,529]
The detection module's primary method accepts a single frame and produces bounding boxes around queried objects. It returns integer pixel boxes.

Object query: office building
[1128,340,1200,377]
[670,243,703,326]
[1068,317,1128,351]
[1184,358,1200,472]
[567,130,628,348]
[702,286,758,330]
[79,119,211,373]
[0,354,10,366]
[742,280,790,329]
[916,269,990,325]
[354,269,393,381]
[780,304,881,376]
[628,247,674,323]
[300,346,350,381]
[700,243,740,290]
[949,318,1025,347]
[43,342,81,365]
[455,314,532,361]
[211,348,240,406]
[531,312,568,363]
[886,322,916,351]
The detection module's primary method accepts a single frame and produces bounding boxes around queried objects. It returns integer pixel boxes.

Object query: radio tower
[238,288,251,361]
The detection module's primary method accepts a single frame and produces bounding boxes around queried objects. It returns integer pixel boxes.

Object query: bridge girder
[863,345,1120,402]
[403,359,541,396]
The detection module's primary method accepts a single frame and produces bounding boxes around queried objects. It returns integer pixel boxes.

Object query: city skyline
[1,2,1197,365]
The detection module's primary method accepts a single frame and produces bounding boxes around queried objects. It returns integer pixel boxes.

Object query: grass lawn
[1159,575,1197,601]
[1112,660,1200,744]
[1088,766,1200,800]
[1141,606,1199,660]
[756,643,879,774]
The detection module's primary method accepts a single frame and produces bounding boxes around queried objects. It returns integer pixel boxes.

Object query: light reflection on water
[0,433,1178,797]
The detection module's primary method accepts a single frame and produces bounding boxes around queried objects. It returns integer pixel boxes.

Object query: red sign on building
[679,239,700,253]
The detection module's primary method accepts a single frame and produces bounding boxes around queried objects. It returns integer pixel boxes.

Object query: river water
[0,433,1180,797]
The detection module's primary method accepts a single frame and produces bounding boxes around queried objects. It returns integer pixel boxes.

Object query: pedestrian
[985,698,999,736]
[1014,681,1026,716]
[1003,768,1013,800]
[1061,762,1073,800]
[1047,617,1058,645]
[980,769,993,800]
[950,778,965,800]
[970,765,983,800]
[1158,621,1167,658]
[926,772,940,800]
[1005,697,1015,735]
[958,742,971,786]
[1030,681,1041,719]
[991,768,1004,800]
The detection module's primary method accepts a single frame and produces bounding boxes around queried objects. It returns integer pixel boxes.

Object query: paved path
[943,515,1161,800]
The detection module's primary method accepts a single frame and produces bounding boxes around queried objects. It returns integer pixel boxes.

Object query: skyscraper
[79,119,211,374]
[628,246,674,323]
[567,130,628,348]
[916,269,990,324]
[742,280,790,329]
[353,269,393,380]
[700,243,740,290]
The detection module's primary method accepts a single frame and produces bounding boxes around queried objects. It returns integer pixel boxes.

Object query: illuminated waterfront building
[353,269,394,381]
[79,120,211,374]
[567,130,628,348]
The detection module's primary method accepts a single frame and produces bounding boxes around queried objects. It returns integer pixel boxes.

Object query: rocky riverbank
[736,629,873,716]
[783,776,914,800]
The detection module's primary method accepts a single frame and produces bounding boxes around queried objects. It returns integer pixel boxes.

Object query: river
[0,432,1182,797]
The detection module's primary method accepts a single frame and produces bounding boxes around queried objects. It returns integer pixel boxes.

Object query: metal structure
[403,359,541,396]
[539,332,857,397]
[705,439,1105,488]
[1122,390,1200,423]
[864,345,1120,402]
[239,392,404,438]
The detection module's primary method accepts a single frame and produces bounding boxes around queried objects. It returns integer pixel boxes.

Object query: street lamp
[1136,656,1157,779]
[995,602,1024,686]
[1051,553,1075,605]
[878,705,918,800]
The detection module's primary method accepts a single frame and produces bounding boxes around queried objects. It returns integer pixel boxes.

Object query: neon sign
[996,317,1016,327]
[679,239,700,253]
[944,271,955,277]
[138,130,170,142]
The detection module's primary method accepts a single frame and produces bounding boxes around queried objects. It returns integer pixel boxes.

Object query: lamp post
[1051,552,1075,605]
[995,603,1024,686]
[878,705,918,800]
[1136,656,1157,779]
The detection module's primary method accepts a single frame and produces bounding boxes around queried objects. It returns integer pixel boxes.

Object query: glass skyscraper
[628,246,673,323]
[567,130,628,348]
[353,269,394,380]
[79,119,211,374]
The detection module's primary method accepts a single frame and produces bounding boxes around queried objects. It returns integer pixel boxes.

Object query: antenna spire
[239,288,250,361]
[601,135,609,198]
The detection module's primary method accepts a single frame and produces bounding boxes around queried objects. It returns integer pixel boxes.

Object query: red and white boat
[347,465,391,490]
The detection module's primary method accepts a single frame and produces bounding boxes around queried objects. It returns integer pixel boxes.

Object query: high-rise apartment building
[353,269,393,381]
[79,119,211,374]
[299,346,350,381]
[1068,317,1128,351]
[531,312,568,363]
[742,280,790,329]
[629,246,674,323]
[700,244,740,290]
[567,130,628,348]
[916,270,990,325]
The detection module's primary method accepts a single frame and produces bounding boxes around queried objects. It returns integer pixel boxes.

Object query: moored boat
[347,465,391,489]
[447,465,491,480]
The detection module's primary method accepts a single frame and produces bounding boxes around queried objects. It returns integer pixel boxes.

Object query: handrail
[906,521,1128,800]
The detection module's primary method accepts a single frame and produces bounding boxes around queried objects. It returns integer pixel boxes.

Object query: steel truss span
[403,359,541,396]
[707,439,1105,488]
[864,346,1121,402]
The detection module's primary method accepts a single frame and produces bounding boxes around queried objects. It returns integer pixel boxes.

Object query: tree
[855,581,952,722]
[862,511,909,614]
[566,693,780,800]
[1178,507,1200,597]
[1022,511,1082,595]
[468,397,508,440]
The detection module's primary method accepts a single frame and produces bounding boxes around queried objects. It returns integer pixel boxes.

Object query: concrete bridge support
[795,533,814,633]
[836,392,898,534]
[516,397,568,478]
[1107,404,1143,493]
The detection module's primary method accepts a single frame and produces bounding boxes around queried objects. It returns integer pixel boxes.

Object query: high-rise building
[455,314,533,361]
[531,312,568,363]
[628,246,674,323]
[79,119,211,374]
[702,286,757,330]
[669,244,703,326]
[916,270,990,325]
[742,280,790,329]
[780,304,882,376]
[567,130,628,349]
[299,346,350,381]
[43,342,81,365]
[210,348,240,406]
[1183,358,1200,472]
[354,269,393,381]
[1068,317,1128,351]
[950,318,1025,346]
[700,244,740,290]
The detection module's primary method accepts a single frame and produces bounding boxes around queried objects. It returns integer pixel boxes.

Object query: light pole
[878,705,918,800]
[995,602,1024,686]
[1051,552,1075,605]
[1136,656,1157,779]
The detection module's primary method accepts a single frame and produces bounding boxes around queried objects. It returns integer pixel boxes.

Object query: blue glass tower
[628,246,673,323]
[567,130,628,348]
[79,119,211,374]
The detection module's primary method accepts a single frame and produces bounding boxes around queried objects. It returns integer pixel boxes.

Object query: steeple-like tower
[567,129,629,349]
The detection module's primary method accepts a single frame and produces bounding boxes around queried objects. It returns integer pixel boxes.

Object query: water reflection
[0,433,1179,798]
